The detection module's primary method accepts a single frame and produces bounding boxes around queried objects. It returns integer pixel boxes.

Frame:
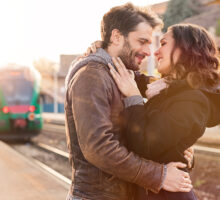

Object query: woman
[108,24,220,199]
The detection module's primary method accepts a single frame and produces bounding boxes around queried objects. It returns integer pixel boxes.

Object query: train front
[0,65,43,140]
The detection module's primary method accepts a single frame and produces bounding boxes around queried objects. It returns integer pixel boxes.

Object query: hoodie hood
[65,48,114,88]
[202,86,220,127]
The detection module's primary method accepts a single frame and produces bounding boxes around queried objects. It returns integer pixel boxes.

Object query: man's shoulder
[67,61,113,92]
[77,61,110,78]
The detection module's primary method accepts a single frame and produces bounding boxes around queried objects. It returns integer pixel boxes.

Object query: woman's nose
[154,49,159,57]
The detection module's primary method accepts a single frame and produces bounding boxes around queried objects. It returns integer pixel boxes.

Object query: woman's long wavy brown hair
[168,23,220,89]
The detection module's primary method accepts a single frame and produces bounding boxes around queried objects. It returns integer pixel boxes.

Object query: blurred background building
[35,0,220,113]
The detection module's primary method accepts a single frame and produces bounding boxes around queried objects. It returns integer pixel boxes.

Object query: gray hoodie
[65,48,114,88]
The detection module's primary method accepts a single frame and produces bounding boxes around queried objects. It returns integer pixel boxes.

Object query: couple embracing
[65,3,220,200]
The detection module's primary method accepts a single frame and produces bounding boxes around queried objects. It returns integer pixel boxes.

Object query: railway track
[38,121,220,187]
[31,141,71,182]
[30,141,71,184]
[10,140,71,186]
[10,119,220,199]
[26,141,218,187]
[43,123,66,135]
[32,140,220,186]
[33,142,69,158]
[9,122,220,200]
[12,140,220,200]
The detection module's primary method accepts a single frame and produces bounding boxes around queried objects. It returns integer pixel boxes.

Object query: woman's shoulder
[167,80,209,103]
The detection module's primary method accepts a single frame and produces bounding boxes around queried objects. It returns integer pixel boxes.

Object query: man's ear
[110,29,124,46]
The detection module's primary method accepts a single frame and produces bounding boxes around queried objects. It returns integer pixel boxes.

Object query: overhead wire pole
[147,31,161,76]
[53,64,58,113]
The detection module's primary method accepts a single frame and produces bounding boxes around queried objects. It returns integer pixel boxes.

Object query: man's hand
[184,147,194,168]
[163,162,193,192]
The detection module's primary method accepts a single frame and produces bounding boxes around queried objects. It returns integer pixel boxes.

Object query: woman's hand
[145,78,168,99]
[184,147,194,169]
[84,40,103,56]
[108,57,141,97]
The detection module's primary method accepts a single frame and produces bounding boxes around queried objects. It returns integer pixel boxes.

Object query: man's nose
[143,45,151,56]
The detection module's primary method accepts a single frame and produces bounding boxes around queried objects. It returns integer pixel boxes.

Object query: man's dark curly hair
[100,3,163,49]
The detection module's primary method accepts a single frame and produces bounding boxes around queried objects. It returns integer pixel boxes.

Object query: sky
[1,0,167,66]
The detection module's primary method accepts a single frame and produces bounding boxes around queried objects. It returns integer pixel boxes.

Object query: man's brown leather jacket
[65,61,164,200]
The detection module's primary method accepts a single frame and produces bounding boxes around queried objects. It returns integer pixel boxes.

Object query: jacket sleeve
[121,91,210,160]
[69,65,164,193]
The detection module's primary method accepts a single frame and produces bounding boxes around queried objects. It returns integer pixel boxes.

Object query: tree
[163,0,202,32]
[33,58,58,76]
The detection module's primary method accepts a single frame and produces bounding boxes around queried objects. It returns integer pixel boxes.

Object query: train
[0,64,43,141]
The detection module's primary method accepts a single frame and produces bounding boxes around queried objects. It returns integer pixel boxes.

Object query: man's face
[118,22,153,71]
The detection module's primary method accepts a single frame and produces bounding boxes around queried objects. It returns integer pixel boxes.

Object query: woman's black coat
[121,79,220,164]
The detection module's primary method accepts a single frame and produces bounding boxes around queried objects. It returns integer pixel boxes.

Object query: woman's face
[154,30,181,76]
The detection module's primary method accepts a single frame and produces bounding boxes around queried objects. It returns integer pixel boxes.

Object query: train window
[1,79,33,105]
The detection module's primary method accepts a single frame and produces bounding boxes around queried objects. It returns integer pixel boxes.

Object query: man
[65,3,192,200]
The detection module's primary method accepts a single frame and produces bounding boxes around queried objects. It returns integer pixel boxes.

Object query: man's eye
[161,42,166,46]
[139,41,145,45]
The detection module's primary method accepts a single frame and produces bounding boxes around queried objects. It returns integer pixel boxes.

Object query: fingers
[183,176,192,185]
[94,40,103,48]
[171,162,187,169]
[148,79,167,90]
[178,174,193,192]
[181,182,192,189]
[146,78,167,100]
[91,43,97,53]
[112,57,128,76]
[184,147,194,168]
[127,70,135,79]
[112,57,125,75]
[84,40,102,56]
[85,47,91,56]
[179,184,193,192]
[184,155,192,168]
[180,178,193,192]
[164,162,193,193]
[183,172,190,179]
[116,57,127,71]
[108,63,117,76]
[188,147,194,154]
[184,147,194,156]
[108,63,117,73]
[108,63,120,83]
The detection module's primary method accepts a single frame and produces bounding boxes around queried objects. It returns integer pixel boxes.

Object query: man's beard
[118,39,140,71]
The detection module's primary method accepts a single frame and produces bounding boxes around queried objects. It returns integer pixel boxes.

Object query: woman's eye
[161,42,166,46]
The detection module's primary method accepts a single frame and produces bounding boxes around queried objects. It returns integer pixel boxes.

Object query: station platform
[0,141,68,200]
[43,112,65,125]
[197,126,220,147]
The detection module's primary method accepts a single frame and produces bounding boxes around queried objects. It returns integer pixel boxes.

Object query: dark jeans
[135,187,197,200]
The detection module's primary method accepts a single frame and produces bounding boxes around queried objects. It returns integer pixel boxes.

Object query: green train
[0,64,43,140]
